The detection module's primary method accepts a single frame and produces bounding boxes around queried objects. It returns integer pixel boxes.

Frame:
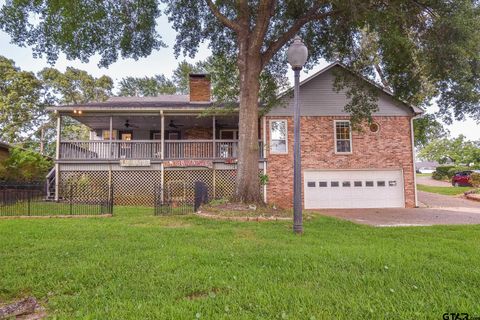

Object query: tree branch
[205,0,241,32]
[261,5,340,68]
[251,0,276,51]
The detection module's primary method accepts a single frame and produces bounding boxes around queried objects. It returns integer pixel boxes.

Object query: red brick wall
[265,116,416,208]
[189,75,211,102]
[184,127,213,140]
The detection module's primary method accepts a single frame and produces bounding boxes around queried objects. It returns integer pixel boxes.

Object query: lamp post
[287,35,308,234]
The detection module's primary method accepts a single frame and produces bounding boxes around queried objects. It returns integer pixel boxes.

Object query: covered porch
[57,113,264,161]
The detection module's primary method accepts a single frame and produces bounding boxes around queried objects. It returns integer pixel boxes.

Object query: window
[369,122,380,133]
[307,182,316,187]
[331,181,339,187]
[319,181,328,187]
[270,120,288,154]
[102,130,117,140]
[366,181,374,187]
[342,181,351,187]
[354,181,363,187]
[334,121,352,153]
[389,181,397,187]
[377,181,386,187]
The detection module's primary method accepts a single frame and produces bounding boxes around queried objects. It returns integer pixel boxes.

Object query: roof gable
[269,63,423,117]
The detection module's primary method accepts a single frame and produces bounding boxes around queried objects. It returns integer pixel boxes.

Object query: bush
[0,147,52,182]
[433,165,478,180]
[434,166,456,178]
[432,171,447,180]
[471,173,480,188]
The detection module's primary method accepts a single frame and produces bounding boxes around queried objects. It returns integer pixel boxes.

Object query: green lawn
[416,173,433,177]
[1,208,480,319]
[417,183,472,195]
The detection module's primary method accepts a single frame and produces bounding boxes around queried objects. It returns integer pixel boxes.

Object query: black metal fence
[154,181,208,215]
[0,182,113,217]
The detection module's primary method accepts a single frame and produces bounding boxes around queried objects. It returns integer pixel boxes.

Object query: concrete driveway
[416,175,451,187]
[315,191,480,227]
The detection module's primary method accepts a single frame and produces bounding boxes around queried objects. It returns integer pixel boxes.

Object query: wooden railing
[60,140,264,160]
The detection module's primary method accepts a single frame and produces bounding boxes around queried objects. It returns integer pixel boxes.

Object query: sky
[0,6,478,141]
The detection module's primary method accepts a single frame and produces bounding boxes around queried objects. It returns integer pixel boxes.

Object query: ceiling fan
[169,120,185,129]
[124,119,139,129]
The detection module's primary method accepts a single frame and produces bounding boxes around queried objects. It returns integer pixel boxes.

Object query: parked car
[451,170,480,187]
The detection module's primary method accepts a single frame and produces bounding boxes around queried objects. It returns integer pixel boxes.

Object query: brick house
[48,62,422,208]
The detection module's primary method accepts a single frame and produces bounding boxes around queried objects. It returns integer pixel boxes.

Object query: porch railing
[59,140,264,160]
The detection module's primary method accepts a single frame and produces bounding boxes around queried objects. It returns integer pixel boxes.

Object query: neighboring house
[48,63,423,208]
[415,161,440,174]
[0,142,10,162]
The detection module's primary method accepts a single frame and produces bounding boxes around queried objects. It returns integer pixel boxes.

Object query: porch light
[287,35,308,234]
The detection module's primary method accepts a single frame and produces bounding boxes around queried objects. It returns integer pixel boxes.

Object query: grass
[416,173,433,177]
[0,201,108,217]
[1,208,480,319]
[417,184,472,196]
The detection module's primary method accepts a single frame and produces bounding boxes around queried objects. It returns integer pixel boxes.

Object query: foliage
[0,56,46,143]
[419,135,480,165]
[39,67,113,105]
[172,60,206,94]
[118,74,176,97]
[433,166,457,179]
[416,184,472,195]
[0,0,164,67]
[259,173,269,186]
[413,114,449,149]
[0,147,52,182]
[34,67,113,156]
[1,211,480,318]
[471,173,480,188]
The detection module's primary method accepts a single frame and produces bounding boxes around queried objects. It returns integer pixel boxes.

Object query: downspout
[410,114,422,208]
[262,116,267,203]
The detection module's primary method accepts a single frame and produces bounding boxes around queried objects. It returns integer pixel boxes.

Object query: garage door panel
[304,170,404,209]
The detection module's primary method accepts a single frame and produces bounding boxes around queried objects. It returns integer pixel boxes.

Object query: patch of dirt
[0,297,46,319]
[199,201,293,219]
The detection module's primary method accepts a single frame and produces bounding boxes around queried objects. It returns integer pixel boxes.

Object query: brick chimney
[189,74,211,102]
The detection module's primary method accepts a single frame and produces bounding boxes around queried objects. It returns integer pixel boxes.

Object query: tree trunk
[234,47,263,203]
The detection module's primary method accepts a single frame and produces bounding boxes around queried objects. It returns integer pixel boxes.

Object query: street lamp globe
[287,35,308,70]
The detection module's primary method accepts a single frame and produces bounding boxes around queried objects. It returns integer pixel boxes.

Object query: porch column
[109,116,113,159]
[54,114,62,201]
[160,111,165,160]
[212,115,216,158]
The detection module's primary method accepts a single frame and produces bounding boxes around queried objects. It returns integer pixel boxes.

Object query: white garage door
[304,170,404,209]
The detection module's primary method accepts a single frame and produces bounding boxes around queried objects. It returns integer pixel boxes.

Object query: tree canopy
[0,56,45,143]
[418,135,480,165]
[0,56,113,156]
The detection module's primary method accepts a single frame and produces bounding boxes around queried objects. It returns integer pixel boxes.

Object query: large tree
[2,1,478,202]
[419,135,480,165]
[0,56,45,143]
[36,67,114,156]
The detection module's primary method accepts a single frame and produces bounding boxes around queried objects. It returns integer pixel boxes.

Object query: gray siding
[268,66,413,117]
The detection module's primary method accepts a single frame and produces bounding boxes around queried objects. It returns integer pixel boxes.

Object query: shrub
[447,167,470,178]
[471,173,480,188]
[434,166,456,178]
[0,147,52,182]
[432,171,447,180]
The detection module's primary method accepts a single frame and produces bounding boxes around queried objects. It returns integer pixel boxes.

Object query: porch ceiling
[70,115,238,130]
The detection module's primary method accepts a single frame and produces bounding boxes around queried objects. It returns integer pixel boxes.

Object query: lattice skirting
[59,166,255,206]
